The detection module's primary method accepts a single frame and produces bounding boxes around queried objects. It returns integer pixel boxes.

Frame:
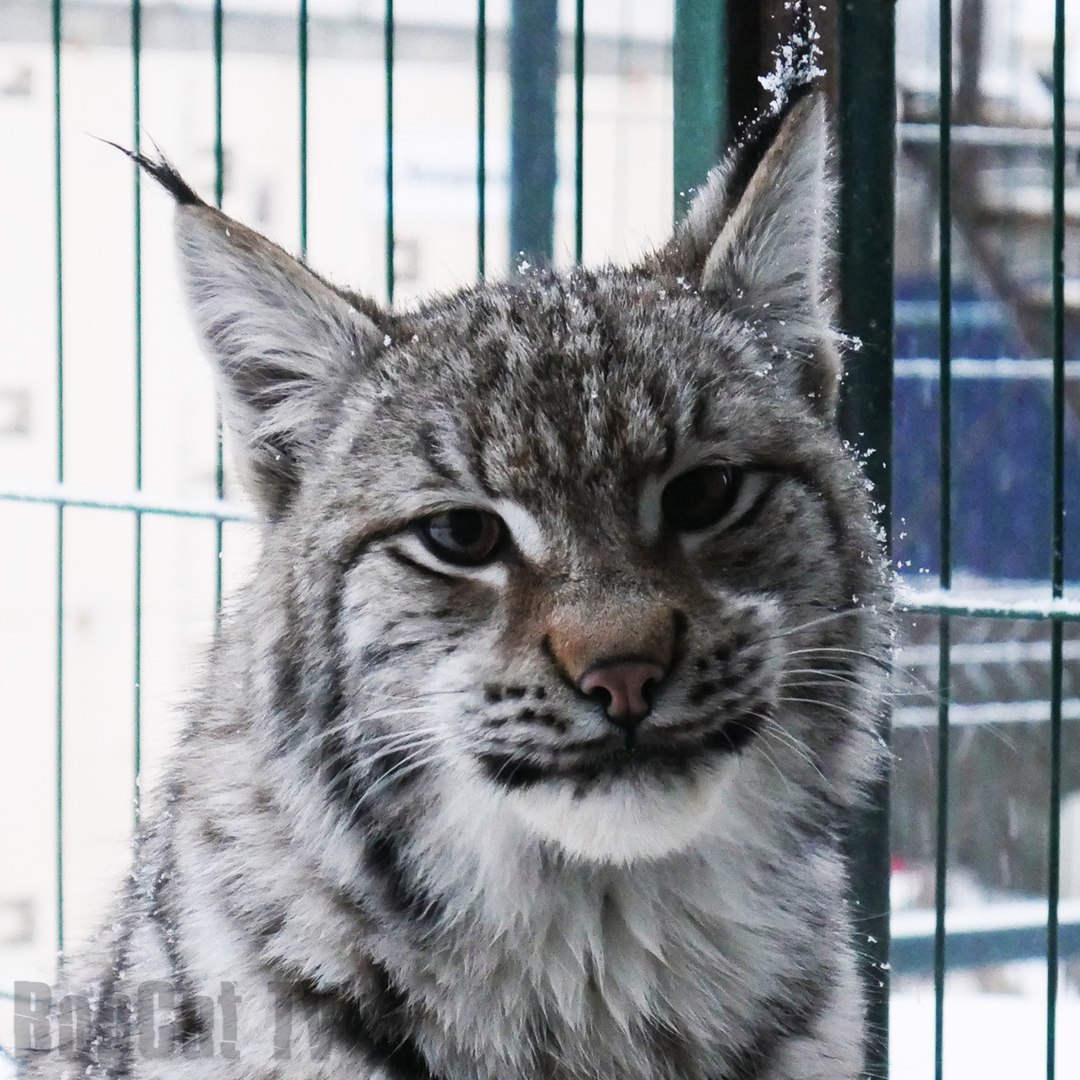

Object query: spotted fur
[21,94,889,1080]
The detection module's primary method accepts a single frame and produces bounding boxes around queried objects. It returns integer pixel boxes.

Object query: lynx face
[15,92,891,1080]
[295,275,882,865]
[143,94,886,868]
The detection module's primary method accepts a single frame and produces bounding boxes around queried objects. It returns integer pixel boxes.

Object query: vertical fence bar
[298,0,308,258]
[509,0,557,269]
[934,1,953,1076]
[836,3,896,1076]
[385,0,395,303]
[573,0,585,263]
[672,0,726,220]
[52,0,65,960]
[213,4,224,210]
[131,0,144,827]
[476,0,486,280]
[213,0,225,623]
[1047,627,1064,1076]
[1047,1,1066,1074]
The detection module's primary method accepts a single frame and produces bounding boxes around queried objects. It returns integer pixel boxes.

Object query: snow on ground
[892,985,1080,1078]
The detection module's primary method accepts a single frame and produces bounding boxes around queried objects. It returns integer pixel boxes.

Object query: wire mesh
[893,1,1070,1077]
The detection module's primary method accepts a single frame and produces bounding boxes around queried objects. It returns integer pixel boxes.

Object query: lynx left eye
[419,509,504,565]
[661,465,742,532]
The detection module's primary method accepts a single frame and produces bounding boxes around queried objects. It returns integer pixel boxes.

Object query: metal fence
[895,1,1073,1078]
[1,1,1077,1077]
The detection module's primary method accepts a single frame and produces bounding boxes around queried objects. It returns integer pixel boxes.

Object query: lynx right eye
[418,509,504,565]
[661,465,743,532]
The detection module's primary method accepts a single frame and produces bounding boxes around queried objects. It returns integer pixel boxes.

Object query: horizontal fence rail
[892,901,1080,975]
[0,486,254,524]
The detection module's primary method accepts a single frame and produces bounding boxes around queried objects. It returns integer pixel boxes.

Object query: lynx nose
[578,660,667,728]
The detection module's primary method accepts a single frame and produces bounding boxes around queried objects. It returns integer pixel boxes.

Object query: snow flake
[757,1,826,115]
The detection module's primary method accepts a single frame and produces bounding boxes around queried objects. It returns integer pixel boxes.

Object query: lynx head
[141,93,887,868]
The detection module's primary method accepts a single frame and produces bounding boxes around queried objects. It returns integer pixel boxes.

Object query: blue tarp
[892,281,1080,582]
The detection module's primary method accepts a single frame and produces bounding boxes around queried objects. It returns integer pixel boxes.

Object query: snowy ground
[891,983,1080,1078]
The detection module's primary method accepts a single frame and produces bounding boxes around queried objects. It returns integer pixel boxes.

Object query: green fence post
[385,0,395,303]
[672,0,726,219]
[213,0,225,626]
[476,0,487,280]
[1046,3,1066,1075]
[836,2,896,1078]
[298,0,308,257]
[131,0,145,829]
[934,3,953,1077]
[509,0,557,270]
[51,0,65,962]
[573,0,585,263]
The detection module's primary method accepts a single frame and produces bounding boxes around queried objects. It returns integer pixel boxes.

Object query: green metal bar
[573,0,584,263]
[898,594,1080,621]
[214,2,223,210]
[213,0,225,625]
[508,0,557,269]
[298,0,308,257]
[934,620,950,1080]
[672,0,726,220]
[1048,619,1064,1080]
[1047,1,1066,1073]
[385,0,395,303]
[1052,7,1066,607]
[52,0,65,962]
[131,0,144,828]
[938,6,952,592]
[131,3,142,488]
[934,0,953,1074]
[836,3,896,1076]
[0,489,254,524]
[476,0,486,280]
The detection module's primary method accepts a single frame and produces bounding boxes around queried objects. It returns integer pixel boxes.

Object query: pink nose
[578,660,667,727]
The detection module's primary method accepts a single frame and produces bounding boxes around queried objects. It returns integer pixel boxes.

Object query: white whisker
[763,606,869,642]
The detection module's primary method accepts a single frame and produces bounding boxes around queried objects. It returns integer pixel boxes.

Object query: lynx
[19,91,889,1080]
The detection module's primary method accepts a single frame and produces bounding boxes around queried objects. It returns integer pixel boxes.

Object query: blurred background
[1,0,1079,1075]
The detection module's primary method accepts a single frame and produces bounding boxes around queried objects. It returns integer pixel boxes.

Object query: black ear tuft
[97,137,203,206]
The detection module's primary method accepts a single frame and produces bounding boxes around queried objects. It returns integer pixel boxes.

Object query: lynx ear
[131,154,383,516]
[653,93,839,417]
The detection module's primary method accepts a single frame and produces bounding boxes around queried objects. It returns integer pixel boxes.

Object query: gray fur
[21,94,889,1080]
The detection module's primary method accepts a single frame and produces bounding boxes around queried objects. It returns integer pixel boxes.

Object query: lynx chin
[21,91,889,1080]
